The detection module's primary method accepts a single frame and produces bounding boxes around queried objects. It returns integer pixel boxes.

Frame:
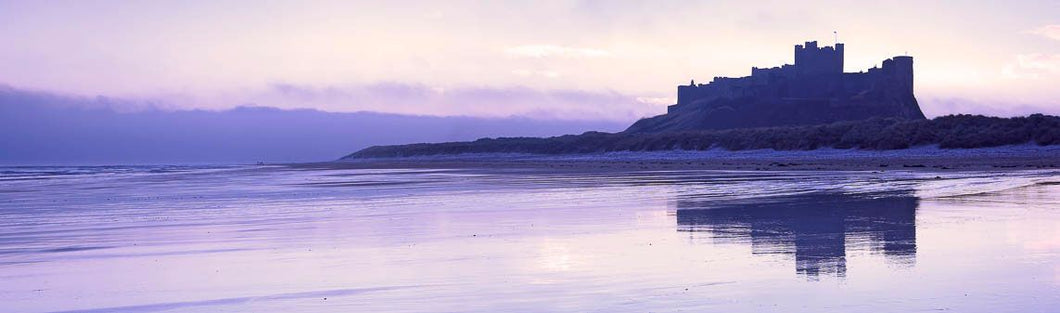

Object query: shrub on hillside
[345,114,1060,158]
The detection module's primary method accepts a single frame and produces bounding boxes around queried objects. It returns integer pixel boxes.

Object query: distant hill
[344,114,1060,159]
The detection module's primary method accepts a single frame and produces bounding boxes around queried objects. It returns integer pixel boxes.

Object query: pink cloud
[1017,53,1060,71]
[1028,25,1060,41]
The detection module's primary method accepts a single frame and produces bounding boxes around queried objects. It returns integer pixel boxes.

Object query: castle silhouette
[627,41,926,132]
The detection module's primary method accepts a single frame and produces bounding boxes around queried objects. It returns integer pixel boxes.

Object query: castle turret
[676,79,697,106]
[835,43,845,73]
[879,56,914,95]
[892,56,913,95]
[795,41,844,77]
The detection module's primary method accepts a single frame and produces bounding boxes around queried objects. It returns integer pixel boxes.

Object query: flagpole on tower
[834,30,838,44]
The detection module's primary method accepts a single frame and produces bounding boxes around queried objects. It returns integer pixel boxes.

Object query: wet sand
[318,145,1060,172]
[2,165,1059,312]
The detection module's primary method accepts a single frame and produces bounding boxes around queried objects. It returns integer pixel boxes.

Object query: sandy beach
[318,144,1060,172]
[5,160,1059,312]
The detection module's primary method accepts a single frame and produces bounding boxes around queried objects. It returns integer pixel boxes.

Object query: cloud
[504,45,612,58]
[0,81,667,122]
[0,85,630,164]
[1017,53,1060,71]
[511,69,561,78]
[919,96,1058,118]
[1003,53,1060,79]
[3,81,668,122]
[1027,25,1060,41]
[234,83,664,122]
[635,96,676,106]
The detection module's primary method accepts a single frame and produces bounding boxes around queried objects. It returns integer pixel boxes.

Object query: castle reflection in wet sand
[2,166,1058,312]
[677,193,917,278]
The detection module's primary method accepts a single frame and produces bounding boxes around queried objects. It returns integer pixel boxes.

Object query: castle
[627,41,925,133]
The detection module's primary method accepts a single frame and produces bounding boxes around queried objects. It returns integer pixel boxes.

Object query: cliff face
[626,41,926,133]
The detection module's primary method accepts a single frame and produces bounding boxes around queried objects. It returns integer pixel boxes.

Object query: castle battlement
[675,41,912,107]
[631,40,925,132]
[795,41,843,76]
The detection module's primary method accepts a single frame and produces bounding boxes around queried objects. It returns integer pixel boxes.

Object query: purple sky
[1,0,1059,120]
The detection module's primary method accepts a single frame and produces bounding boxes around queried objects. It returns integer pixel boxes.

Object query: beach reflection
[676,193,917,278]
[5,166,1060,312]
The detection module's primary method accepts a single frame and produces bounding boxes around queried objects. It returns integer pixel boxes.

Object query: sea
[1,165,1058,312]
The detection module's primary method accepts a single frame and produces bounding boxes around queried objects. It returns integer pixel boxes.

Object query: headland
[338,40,1060,168]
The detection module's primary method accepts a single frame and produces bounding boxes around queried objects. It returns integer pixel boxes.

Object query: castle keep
[628,41,925,133]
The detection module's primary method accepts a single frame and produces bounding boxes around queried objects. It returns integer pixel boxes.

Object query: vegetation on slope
[344,114,1060,159]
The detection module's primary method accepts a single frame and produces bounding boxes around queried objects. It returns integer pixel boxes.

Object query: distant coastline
[342,114,1060,164]
[326,143,1060,172]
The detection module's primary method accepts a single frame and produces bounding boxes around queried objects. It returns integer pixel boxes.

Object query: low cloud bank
[0,86,627,165]
[242,82,666,122]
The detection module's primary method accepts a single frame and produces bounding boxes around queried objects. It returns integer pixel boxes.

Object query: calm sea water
[0,165,1058,312]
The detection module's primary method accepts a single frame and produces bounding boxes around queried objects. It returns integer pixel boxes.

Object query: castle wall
[671,41,915,116]
[649,40,924,132]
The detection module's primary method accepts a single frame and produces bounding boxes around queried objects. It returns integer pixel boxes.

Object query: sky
[1,0,1059,120]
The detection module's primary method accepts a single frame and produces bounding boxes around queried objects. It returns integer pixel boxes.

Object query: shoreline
[305,145,1060,172]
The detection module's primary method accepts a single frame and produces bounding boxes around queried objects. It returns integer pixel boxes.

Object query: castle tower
[834,43,845,73]
[892,56,913,95]
[794,41,844,77]
[677,80,697,105]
